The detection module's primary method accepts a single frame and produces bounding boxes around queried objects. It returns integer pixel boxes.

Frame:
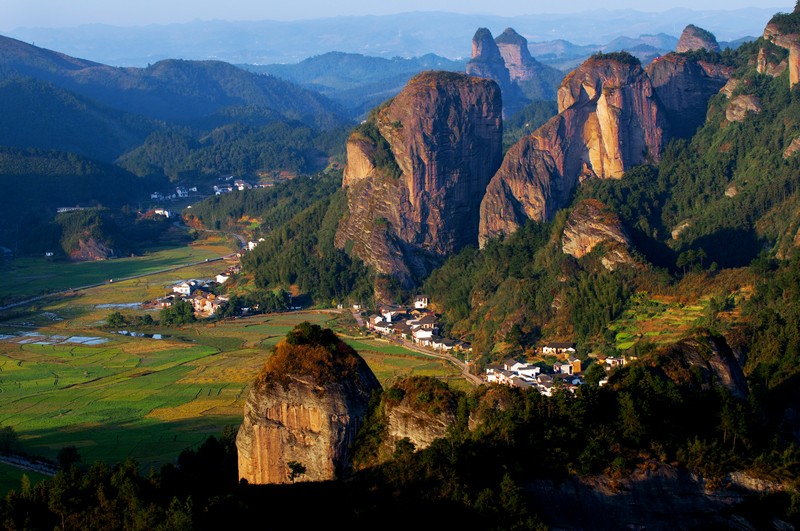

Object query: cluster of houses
[150,186,197,202]
[365,296,472,354]
[150,265,240,317]
[485,342,584,396]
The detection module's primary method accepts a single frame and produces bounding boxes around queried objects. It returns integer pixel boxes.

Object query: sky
[2,0,789,30]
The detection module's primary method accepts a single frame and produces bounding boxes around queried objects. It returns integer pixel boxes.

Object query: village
[361,296,630,396]
[144,238,630,398]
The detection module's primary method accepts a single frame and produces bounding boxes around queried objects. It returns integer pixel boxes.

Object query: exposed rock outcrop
[69,238,115,261]
[467,27,563,116]
[764,9,800,87]
[785,136,800,158]
[561,199,634,271]
[479,53,667,247]
[677,24,721,54]
[336,71,503,286]
[494,28,564,103]
[646,54,731,138]
[237,324,381,485]
[648,333,749,399]
[530,463,776,530]
[725,94,762,123]
[383,377,459,452]
[466,28,522,115]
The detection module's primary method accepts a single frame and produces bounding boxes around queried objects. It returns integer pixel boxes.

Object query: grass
[0,237,231,301]
[0,462,49,497]
[0,235,472,471]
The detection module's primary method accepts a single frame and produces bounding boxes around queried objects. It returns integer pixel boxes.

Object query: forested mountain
[0,35,347,129]
[0,34,354,253]
[0,77,159,162]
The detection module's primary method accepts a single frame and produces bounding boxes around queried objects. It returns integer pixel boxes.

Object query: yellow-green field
[0,237,471,494]
[0,237,233,302]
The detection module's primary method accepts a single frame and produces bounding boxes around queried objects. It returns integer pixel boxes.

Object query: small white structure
[247,241,258,251]
[216,274,230,284]
[542,342,577,356]
[154,208,172,218]
[172,280,198,296]
[176,187,189,198]
[414,295,429,309]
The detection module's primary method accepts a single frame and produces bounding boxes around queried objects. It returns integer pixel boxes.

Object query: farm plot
[0,310,467,470]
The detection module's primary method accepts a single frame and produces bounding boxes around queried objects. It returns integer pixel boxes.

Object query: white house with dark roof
[414,295,429,309]
[543,341,577,356]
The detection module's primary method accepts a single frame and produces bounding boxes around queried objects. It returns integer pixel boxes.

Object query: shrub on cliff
[258,322,364,387]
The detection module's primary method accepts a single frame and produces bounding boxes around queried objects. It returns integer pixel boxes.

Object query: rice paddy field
[0,243,468,493]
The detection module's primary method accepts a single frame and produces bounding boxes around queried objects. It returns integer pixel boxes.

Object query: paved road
[348,310,481,386]
[0,454,58,476]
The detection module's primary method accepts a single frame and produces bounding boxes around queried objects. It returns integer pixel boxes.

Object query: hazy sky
[2,0,789,30]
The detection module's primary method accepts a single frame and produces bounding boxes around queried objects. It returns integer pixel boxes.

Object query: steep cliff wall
[336,71,503,286]
[479,54,666,247]
[382,376,459,452]
[237,325,381,484]
[646,54,730,138]
[494,28,563,102]
[764,8,800,88]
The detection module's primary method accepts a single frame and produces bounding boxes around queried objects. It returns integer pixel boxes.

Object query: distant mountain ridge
[242,52,466,117]
[0,34,346,129]
[6,9,780,67]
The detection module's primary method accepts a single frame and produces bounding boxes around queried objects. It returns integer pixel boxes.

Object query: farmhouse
[173,280,199,296]
[542,341,577,356]
[414,295,429,309]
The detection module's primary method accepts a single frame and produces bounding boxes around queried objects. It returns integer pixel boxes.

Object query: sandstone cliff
[494,28,564,102]
[237,324,381,485]
[676,24,721,53]
[561,199,634,271]
[336,71,503,287]
[383,376,459,452]
[466,28,521,114]
[764,8,800,88]
[725,94,762,123]
[479,53,667,247]
[646,54,730,138]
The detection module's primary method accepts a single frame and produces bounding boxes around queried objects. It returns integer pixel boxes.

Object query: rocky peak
[479,53,667,247]
[336,71,503,286]
[495,28,536,82]
[676,24,721,54]
[467,27,525,116]
[236,323,381,485]
[561,199,634,271]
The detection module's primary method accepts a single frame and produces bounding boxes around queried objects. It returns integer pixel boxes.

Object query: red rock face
[764,22,800,88]
[676,24,721,54]
[646,54,730,138]
[479,56,667,247]
[466,28,525,116]
[336,71,503,286]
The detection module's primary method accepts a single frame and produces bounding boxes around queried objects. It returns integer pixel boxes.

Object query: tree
[106,311,126,327]
[160,300,196,326]
[57,445,82,471]
[287,460,306,483]
[0,425,18,453]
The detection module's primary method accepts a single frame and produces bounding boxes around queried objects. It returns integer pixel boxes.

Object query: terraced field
[607,296,712,352]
